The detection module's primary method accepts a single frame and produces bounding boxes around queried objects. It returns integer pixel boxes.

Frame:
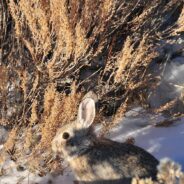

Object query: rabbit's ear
[77,98,96,128]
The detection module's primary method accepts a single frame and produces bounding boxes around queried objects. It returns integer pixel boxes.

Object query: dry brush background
[0,0,184,176]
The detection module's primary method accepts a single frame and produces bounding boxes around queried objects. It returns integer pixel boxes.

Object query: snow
[108,107,184,169]
[0,107,184,184]
[0,170,74,184]
[0,160,74,184]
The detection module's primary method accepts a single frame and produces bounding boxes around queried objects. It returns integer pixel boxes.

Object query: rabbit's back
[92,140,158,177]
[70,139,158,183]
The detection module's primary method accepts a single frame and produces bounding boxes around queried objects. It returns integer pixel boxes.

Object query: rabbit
[52,96,159,184]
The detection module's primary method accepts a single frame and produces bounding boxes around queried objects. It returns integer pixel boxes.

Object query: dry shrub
[29,99,39,125]
[0,66,7,89]
[132,178,155,184]
[39,83,81,149]
[132,159,184,184]
[6,0,184,120]
[4,128,17,153]
[9,0,51,59]
[115,34,158,89]
[173,4,184,34]
[23,127,34,151]
[0,66,8,125]
[1,0,184,173]
[115,37,133,83]
[154,99,178,114]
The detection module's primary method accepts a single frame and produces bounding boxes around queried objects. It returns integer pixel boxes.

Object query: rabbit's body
[70,139,158,182]
[68,139,158,183]
[52,97,159,184]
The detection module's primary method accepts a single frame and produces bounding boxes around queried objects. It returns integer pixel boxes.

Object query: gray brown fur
[52,96,159,184]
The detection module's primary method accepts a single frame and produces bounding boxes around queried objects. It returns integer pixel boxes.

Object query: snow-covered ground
[0,107,184,184]
[109,107,184,168]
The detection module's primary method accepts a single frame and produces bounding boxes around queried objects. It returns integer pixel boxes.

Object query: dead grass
[4,128,17,155]
[0,66,8,125]
[39,83,81,149]
[132,159,184,184]
[173,4,184,34]
[1,0,184,173]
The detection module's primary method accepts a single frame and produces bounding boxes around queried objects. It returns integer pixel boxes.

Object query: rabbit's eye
[62,132,70,140]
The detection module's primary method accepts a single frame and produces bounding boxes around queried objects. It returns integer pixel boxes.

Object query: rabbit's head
[52,97,96,159]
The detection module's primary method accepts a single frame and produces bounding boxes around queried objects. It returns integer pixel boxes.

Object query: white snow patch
[108,108,184,169]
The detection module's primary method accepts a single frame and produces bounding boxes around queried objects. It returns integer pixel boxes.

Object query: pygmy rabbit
[52,97,159,184]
